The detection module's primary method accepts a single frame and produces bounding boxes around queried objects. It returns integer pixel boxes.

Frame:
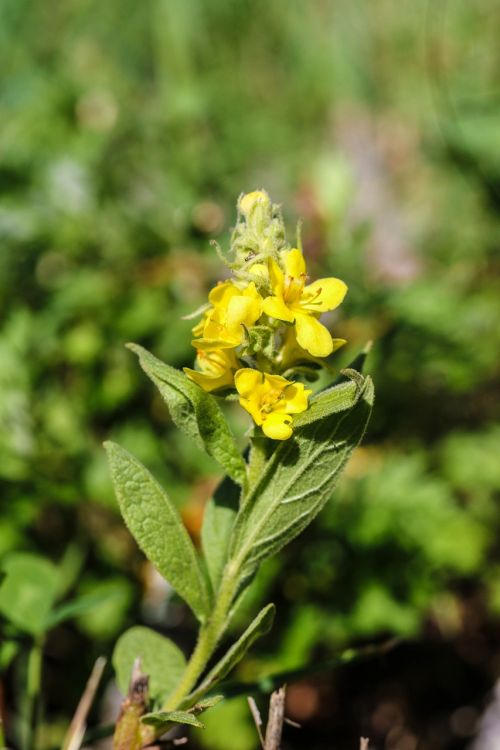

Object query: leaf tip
[362,375,375,406]
[125,342,142,356]
[362,339,373,355]
[262,602,276,628]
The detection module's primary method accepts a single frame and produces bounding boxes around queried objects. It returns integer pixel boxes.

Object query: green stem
[162,564,239,711]
[22,637,43,750]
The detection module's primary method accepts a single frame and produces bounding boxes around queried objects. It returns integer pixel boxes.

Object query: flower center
[198,350,225,375]
[260,388,284,414]
[283,274,305,305]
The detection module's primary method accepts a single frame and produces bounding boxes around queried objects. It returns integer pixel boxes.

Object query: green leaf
[0,553,60,635]
[0,640,20,671]
[141,695,224,732]
[104,441,210,621]
[292,378,362,428]
[188,603,275,702]
[113,626,186,702]
[141,695,224,733]
[201,477,240,593]
[127,344,246,486]
[230,377,374,576]
[44,588,124,629]
[190,695,224,712]
[142,710,204,730]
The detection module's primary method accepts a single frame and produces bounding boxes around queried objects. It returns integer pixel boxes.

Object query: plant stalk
[22,637,43,750]
[161,563,239,711]
[0,716,6,750]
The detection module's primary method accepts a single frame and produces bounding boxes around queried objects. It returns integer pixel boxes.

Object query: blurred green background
[1,1,499,748]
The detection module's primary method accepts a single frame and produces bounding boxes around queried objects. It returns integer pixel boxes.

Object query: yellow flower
[191,313,208,339]
[184,348,238,392]
[278,325,346,370]
[262,248,347,358]
[235,368,311,440]
[194,281,263,350]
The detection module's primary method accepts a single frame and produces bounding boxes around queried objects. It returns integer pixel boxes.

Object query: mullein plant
[105,191,374,748]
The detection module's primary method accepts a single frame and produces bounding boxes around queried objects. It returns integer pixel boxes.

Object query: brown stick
[62,656,107,750]
[247,697,265,749]
[264,686,286,750]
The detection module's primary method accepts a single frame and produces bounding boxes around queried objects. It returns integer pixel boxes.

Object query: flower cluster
[184,190,348,440]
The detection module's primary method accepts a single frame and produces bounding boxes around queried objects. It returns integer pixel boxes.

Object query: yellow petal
[330,338,347,353]
[283,382,311,414]
[192,336,239,350]
[242,281,261,300]
[263,373,291,390]
[262,413,293,440]
[191,316,206,338]
[197,308,243,347]
[226,296,261,329]
[283,248,306,279]
[301,277,348,313]
[239,397,264,425]
[235,369,266,425]
[208,281,239,309]
[294,313,333,357]
[196,348,237,376]
[268,257,284,294]
[234,368,264,399]
[262,295,295,323]
[183,367,234,392]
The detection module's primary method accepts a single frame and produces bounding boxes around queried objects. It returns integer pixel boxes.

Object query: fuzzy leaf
[292,378,363,428]
[127,344,246,486]
[201,477,240,592]
[230,377,374,576]
[142,710,204,730]
[0,553,60,635]
[104,441,210,621]
[113,626,186,702]
[188,603,275,702]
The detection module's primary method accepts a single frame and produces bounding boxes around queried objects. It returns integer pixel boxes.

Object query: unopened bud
[239,190,271,218]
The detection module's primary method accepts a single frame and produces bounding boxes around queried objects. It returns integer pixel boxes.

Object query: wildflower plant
[105,191,374,747]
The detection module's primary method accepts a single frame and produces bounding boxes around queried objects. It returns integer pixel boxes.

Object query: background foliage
[1,1,499,748]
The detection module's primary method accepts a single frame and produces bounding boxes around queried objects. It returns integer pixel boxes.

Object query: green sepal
[245,325,274,356]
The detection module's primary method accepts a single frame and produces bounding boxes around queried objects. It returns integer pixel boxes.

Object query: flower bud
[238,190,271,218]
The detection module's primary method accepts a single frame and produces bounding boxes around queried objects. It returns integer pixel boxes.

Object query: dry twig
[62,656,107,750]
[263,686,286,750]
[247,697,265,749]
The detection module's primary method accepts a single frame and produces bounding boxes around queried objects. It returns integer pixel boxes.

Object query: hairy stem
[162,563,239,711]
